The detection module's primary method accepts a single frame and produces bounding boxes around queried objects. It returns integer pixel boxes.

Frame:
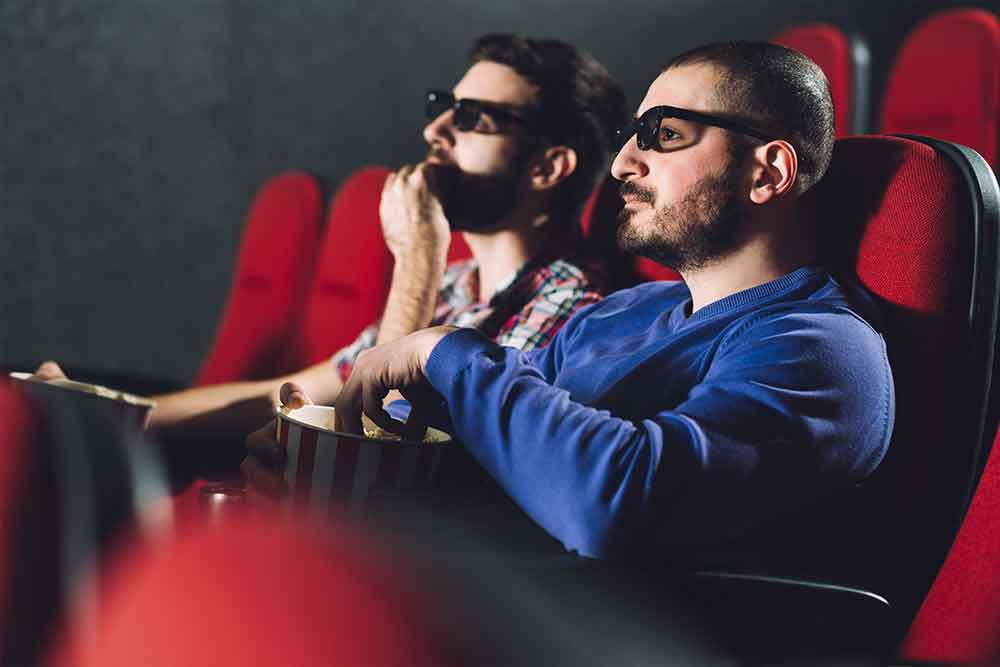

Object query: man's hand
[379,163,451,264]
[334,326,456,439]
[241,382,312,500]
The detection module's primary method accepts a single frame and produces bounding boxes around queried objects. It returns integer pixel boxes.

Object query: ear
[749,140,797,205]
[527,145,578,192]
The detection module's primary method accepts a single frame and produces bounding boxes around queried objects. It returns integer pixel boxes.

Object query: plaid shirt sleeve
[329,260,477,383]
[491,259,605,352]
[329,259,601,378]
[330,321,379,383]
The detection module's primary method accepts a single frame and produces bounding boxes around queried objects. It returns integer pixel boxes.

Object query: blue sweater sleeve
[424,307,894,559]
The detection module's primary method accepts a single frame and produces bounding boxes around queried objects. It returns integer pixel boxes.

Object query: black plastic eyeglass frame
[615,105,777,151]
[426,90,540,133]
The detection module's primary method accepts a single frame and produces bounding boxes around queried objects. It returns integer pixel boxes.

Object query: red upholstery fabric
[881,8,1000,167]
[292,166,394,367]
[811,136,979,615]
[52,516,453,667]
[773,23,856,137]
[194,172,323,385]
[899,426,1000,664]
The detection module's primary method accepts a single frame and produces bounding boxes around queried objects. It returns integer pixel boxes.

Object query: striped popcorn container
[278,405,452,515]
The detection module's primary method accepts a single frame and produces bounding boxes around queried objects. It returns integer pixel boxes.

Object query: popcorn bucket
[277,405,452,514]
[8,372,155,431]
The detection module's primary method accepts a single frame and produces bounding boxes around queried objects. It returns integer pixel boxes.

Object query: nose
[423,110,455,149]
[610,135,648,182]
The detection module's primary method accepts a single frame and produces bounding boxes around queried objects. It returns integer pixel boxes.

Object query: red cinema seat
[292,165,471,367]
[687,135,1000,659]
[899,423,1000,665]
[881,8,1000,167]
[773,23,871,136]
[194,172,323,385]
[52,516,455,667]
[824,136,999,648]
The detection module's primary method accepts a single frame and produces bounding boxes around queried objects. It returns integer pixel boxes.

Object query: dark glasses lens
[614,116,654,152]
[451,101,482,132]
[615,105,777,153]
[426,90,539,136]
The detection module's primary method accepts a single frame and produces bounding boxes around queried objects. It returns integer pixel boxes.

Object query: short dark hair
[666,41,835,192]
[470,34,626,226]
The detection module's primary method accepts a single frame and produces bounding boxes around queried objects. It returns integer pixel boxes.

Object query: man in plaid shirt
[30,35,625,441]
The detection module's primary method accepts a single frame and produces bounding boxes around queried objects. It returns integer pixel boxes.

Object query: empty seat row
[773,7,999,168]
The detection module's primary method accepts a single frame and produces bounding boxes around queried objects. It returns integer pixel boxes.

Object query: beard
[426,149,526,233]
[615,165,747,273]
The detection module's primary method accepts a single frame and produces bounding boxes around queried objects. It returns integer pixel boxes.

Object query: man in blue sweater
[249,41,894,561]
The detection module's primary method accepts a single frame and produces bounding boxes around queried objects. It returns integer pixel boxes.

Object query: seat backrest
[292,166,471,367]
[880,8,1000,167]
[194,172,323,385]
[815,135,1000,638]
[898,422,1000,665]
[686,135,1000,658]
[773,22,870,135]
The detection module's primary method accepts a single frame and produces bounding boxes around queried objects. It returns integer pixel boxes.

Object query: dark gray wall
[3,0,996,384]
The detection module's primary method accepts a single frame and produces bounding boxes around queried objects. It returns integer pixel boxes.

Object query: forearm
[425,329,674,558]
[424,311,895,559]
[375,254,446,345]
[150,360,345,439]
[149,380,282,439]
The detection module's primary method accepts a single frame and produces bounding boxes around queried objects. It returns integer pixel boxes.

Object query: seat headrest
[811,135,973,314]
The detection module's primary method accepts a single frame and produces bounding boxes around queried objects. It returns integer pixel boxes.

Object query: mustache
[426,146,455,166]
[619,181,656,204]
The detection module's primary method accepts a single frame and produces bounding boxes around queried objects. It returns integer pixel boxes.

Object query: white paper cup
[8,372,156,431]
[277,405,452,514]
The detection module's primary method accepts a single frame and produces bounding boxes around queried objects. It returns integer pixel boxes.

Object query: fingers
[395,163,429,194]
[240,455,288,500]
[333,361,397,436]
[382,164,416,201]
[398,384,434,441]
[395,163,416,186]
[245,419,285,464]
[361,377,399,434]
[333,373,364,435]
[33,360,67,381]
[400,410,429,442]
[242,417,288,501]
[412,163,432,194]
[279,382,312,409]
[334,335,439,439]
[422,161,440,195]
